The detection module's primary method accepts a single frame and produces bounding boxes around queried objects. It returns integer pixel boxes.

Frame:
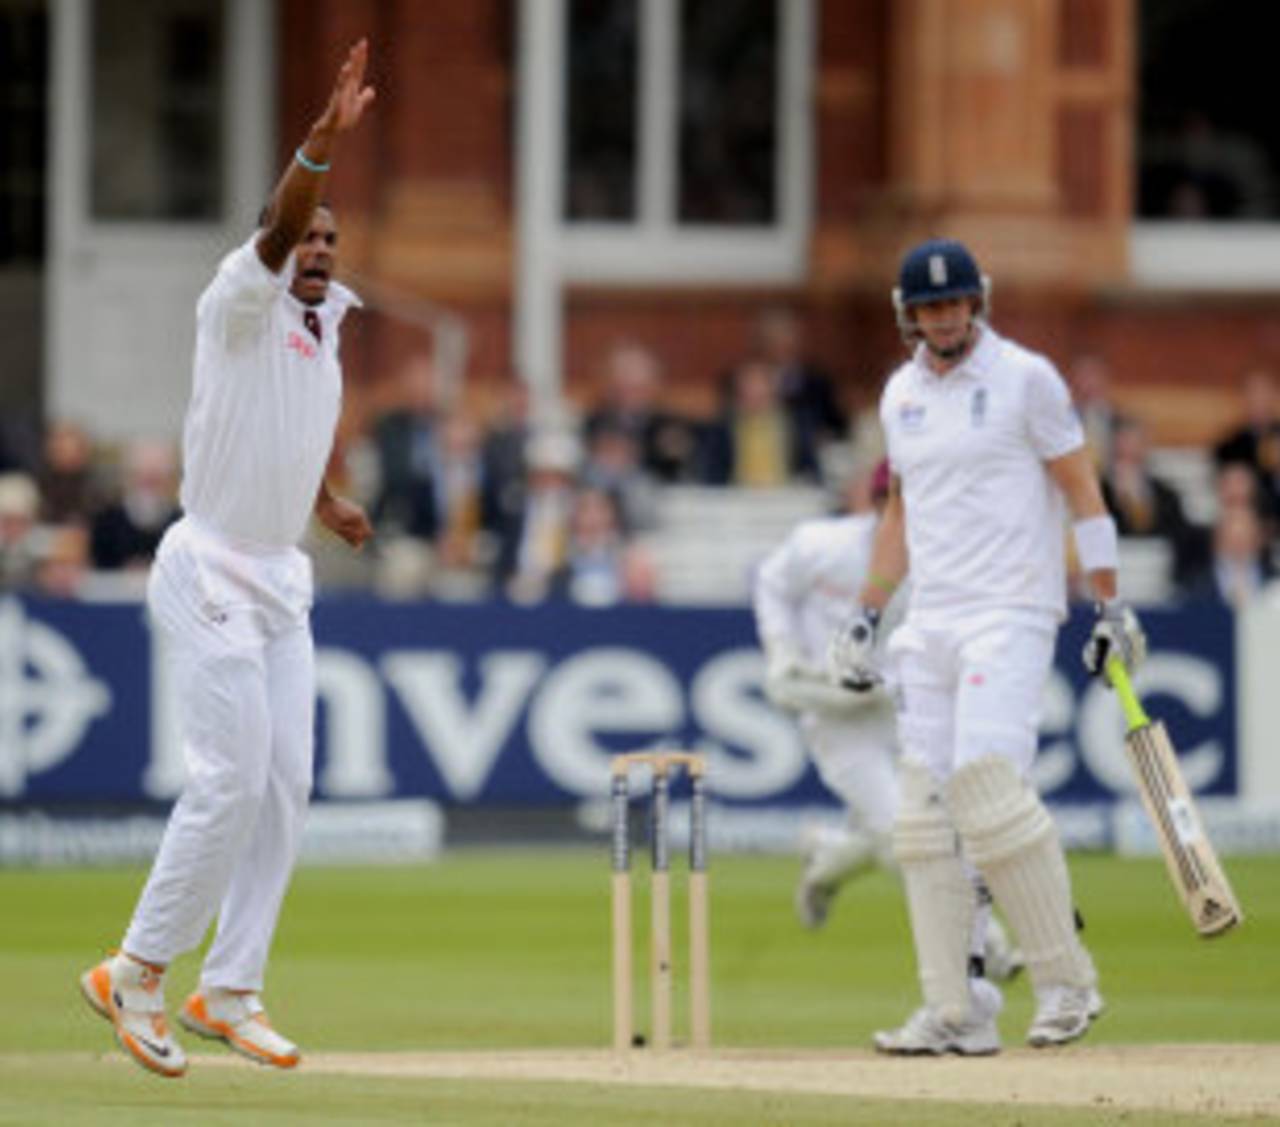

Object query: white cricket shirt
[880,327,1084,623]
[179,235,360,550]
[754,512,878,666]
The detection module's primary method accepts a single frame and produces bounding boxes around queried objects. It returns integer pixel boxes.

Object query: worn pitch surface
[225,1044,1277,1118]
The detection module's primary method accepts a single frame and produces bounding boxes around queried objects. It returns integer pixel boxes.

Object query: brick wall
[277,1,1278,449]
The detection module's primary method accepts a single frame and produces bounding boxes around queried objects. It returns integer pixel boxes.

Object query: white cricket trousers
[123,517,315,992]
[888,610,1058,782]
[801,703,898,837]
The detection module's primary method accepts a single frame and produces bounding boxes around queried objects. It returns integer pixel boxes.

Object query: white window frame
[516,0,814,406]
[1131,224,1280,290]
[1129,4,1280,289]
[559,0,814,284]
[51,0,270,246]
[46,0,273,440]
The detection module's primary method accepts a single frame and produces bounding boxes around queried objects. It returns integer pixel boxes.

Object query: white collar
[283,278,363,325]
[912,325,998,383]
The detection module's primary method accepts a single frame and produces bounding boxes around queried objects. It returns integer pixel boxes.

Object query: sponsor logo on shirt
[286,331,318,360]
[899,401,926,432]
[971,386,988,427]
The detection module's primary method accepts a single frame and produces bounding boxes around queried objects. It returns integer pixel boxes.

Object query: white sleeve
[196,234,290,346]
[752,534,806,655]
[1025,359,1085,461]
[878,382,899,474]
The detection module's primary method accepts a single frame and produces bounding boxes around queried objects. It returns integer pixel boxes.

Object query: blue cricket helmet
[896,239,983,305]
[892,238,991,342]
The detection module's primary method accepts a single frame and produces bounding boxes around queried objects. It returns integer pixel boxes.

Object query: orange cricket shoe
[179,989,301,1068]
[79,954,188,1078]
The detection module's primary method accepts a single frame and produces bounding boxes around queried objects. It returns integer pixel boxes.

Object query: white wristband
[1073,514,1119,572]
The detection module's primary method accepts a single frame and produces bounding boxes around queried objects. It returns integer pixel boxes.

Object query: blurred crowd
[0,423,180,601]
[1074,356,1280,609]
[328,309,848,605]
[4,308,1280,612]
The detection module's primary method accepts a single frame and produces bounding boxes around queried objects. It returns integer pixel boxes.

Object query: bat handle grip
[1105,656,1150,731]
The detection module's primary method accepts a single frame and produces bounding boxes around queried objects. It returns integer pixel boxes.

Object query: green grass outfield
[1,851,1277,1125]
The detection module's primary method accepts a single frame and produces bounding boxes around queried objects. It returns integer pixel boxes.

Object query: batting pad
[946,755,1094,991]
[893,760,974,1024]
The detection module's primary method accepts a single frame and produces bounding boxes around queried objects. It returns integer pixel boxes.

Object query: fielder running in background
[754,463,899,926]
[79,42,376,1078]
[753,461,1022,984]
[830,238,1145,1056]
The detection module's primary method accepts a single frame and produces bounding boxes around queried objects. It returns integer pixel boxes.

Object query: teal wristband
[294,146,331,173]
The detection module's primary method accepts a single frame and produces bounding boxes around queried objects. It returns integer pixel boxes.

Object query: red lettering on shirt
[286,331,318,359]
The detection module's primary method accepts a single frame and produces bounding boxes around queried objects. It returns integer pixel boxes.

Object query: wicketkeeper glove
[826,607,882,692]
[1082,598,1147,678]
[763,647,807,711]
[764,647,885,715]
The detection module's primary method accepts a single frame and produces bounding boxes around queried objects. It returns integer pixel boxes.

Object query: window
[566,0,639,222]
[677,0,777,225]
[90,0,224,221]
[1138,1,1277,221]
[0,1,47,264]
[552,0,812,283]
[1133,0,1280,288]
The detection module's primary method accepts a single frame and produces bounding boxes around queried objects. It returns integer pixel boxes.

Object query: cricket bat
[1106,657,1243,937]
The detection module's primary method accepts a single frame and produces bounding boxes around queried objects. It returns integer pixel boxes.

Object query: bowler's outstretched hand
[317,38,376,136]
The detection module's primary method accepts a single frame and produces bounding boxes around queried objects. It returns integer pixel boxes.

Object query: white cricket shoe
[1026,984,1104,1048]
[179,988,301,1068]
[982,916,1025,983]
[794,828,877,929]
[79,953,187,1078]
[874,977,1003,1057]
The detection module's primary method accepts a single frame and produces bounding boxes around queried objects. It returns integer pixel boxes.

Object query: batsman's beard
[926,324,976,362]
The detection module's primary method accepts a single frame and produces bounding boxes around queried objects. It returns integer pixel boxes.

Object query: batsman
[830,238,1146,1054]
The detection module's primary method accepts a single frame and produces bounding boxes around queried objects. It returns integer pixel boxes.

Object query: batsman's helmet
[892,238,990,342]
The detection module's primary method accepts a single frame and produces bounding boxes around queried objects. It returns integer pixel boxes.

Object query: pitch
[2,851,1277,1124]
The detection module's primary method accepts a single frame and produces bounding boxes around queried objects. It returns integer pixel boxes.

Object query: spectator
[1186,505,1274,608]
[1101,417,1202,587]
[1068,354,1130,474]
[370,354,437,535]
[1215,461,1273,530]
[482,378,534,553]
[579,417,658,532]
[701,357,819,486]
[549,486,656,606]
[90,439,181,570]
[37,420,99,525]
[33,524,91,600]
[584,342,698,483]
[427,411,502,574]
[1214,367,1280,517]
[499,429,581,602]
[753,307,846,452]
[0,472,40,590]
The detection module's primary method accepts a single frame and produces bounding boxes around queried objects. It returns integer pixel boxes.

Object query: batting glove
[827,607,882,692]
[1082,599,1147,678]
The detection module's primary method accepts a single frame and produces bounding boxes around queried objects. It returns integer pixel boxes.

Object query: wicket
[610,750,710,1051]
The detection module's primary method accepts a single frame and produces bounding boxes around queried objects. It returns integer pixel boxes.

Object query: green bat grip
[1105,655,1150,732]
